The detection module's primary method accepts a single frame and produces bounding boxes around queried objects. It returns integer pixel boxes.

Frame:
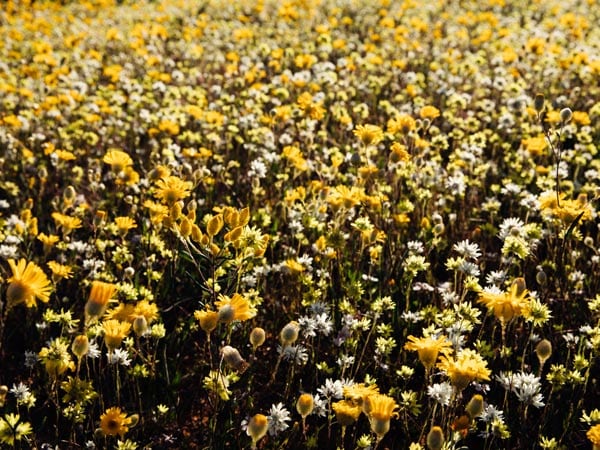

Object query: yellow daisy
[6,258,52,309]
[99,407,133,437]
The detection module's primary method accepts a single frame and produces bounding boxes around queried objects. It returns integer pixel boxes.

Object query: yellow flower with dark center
[364,394,398,440]
[404,334,453,370]
[153,175,193,204]
[215,293,257,323]
[85,281,117,320]
[100,407,133,437]
[114,216,136,236]
[102,319,131,350]
[390,142,410,163]
[477,278,530,325]
[51,212,82,234]
[103,149,133,172]
[387,114,416,134]
[6,258,52,309]
[353,124,384,146]
[419,105,441,120]
[47,261,73,280]
[437,348,491,391]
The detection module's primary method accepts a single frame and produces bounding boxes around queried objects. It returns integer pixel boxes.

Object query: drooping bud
[221,345,249,373]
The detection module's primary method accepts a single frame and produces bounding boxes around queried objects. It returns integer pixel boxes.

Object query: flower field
[1,0,600,448]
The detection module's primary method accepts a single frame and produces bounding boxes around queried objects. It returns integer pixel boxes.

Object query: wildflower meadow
[1,0,600,448]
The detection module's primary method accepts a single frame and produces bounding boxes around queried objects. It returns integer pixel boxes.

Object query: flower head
[588,424,600,447]
[332,400,362,427]
[364,393,398,440]
[6,258,52,309]
[420,105,440,120]
[99,407,133,437]
[353,124,384,146]
[103,149,133,172]
[478,278,530,325]
[47,261,73,280]
[114,217,137,236]
[404,334,453,370]
[85,281,118,320]
[153,175,193,204]
[343,383,379,412]
[102,319,131,350]
[194,309,219,334]
[437,348,491,391]
[51,212,82,235]
[215,293,257,323]
[38,337,75,378]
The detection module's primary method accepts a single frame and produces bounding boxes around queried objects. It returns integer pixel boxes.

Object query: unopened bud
[560,107,573,124]
[296,393,314,418]
[132,315,149,336]
[535,339,552,365]
[246,414,269,446]
[71,335,89,359]
[249,327,266,350]
[465,394,484,419]
[280,321,300,347]
[534,93,545,113]
[426,426,445,450]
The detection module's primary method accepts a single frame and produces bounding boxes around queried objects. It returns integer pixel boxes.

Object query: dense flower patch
[0,0,599,448]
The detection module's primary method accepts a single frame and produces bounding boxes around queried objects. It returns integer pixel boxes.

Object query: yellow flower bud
[249,327,266,350]
[247,414,269,448]
[296,393,314,418]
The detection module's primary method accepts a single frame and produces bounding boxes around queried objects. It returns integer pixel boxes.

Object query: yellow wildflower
[99,407,133,437]
[5,258,52,309]
[437,348,491,391]
[404,334,453,370]
[215,293,257,323]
